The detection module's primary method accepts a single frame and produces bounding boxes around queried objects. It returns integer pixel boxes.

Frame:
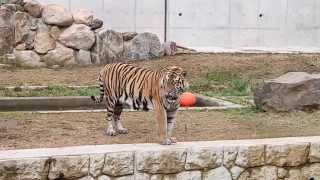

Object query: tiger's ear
[182,71,187,77]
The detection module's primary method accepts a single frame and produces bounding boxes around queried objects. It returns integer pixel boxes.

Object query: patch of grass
[189,71,253,97]
[0,86,100,97]
[224,106,262,118]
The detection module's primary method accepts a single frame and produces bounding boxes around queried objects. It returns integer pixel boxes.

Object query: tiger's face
[161,66,188,106]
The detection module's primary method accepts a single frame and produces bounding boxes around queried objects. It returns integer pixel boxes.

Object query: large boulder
[72,9,103,30]
[122,32,137,41]
[23,0,42,18]
[75,50,92,65]
[42,4,73,26]
[123,32,164,60]
[59,24,95,50]
[73,9,93,25]
[254,72,320,112]
[91,29,124,64]
[14,11,33,44]
[42,43,75,67]
[34,20,56,54]
[13,50,45,67]
[0,6,15,56]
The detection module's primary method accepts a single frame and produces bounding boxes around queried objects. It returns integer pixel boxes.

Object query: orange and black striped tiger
[91,63,188,145]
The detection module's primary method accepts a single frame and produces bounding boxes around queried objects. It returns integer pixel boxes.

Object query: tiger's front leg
[167,110,178,144]
[155,104,173,145]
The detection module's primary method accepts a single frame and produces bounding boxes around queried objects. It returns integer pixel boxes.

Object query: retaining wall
[38,0,320,52]
[1,136,320,179]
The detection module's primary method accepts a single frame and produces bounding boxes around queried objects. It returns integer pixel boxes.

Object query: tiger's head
[160,66,188,108]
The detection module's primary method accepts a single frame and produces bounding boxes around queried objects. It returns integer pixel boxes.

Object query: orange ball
[180,92,197,107]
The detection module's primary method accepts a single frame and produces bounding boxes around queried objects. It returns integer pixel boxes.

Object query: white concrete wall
[38,0,320,52]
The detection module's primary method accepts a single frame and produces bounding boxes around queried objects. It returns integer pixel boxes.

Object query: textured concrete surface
[37,0,320,52]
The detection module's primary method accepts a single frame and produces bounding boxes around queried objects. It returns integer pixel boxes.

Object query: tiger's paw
[106,127,117,136]
[170,137,177,143]
[161,138,175,145]
[117,128,128,134]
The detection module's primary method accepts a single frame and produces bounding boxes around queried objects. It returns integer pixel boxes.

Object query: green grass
[189,71,253,97]
[224,106,262,118]
[0,86,100,97]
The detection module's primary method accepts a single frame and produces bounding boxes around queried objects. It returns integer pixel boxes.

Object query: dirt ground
[1,53,320,87]
[1,110,320,150]
[1,53,320,150]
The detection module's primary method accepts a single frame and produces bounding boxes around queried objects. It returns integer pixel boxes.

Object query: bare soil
[1,53,320,150]
[1,110,320,150]
[1,53,320,87]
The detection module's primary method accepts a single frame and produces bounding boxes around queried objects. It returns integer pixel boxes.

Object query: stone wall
[0,136,320,180]
[0,0,165,68]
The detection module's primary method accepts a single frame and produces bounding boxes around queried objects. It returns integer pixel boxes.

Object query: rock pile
[0,0,166,68]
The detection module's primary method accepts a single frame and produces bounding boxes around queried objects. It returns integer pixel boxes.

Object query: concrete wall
[1,136,320,179]
[38,0,320,52]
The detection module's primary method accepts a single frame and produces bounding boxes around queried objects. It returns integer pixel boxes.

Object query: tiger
[91,63,188,145]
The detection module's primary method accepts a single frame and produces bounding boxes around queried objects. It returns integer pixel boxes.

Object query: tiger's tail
[91,76,104,104]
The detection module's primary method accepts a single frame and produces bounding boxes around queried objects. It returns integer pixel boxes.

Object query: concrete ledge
[0,95,243,111]
[1,136,320,179]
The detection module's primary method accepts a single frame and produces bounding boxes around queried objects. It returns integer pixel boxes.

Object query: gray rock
[310,142,320,163]
[301,163,320,180]
[223,146,238,168]
[72,9,103,30]
[124,32,164,60]
[0,0,23,5]
[122,32,137,41]
[14,50,45,67]
[34,20,55,54]
[91,29,124,64]
[238,166,277,180]
[23,0,42,18]
[278,167,288,179]
[0,6,14,56]
[203,166,232,180]
[265,143,309,167]
[0,158,49,180]
[75,50,92,65]
[48,155,89,179]
[59,24,95,50]
[230,166,244,180]
[73,9,93,26]
[102,152,134,177]
[136,149,187,174]
[235,145,265,168]
[14,11,32,44]
[42,43,75,67]
[89,154,105,177]
[285,169,302,180]
[42,4,73,26]
[78,176,95,180]
[254,72,320,112]
[135,173,150,180]
[185,146,223,170]
[49,26,62,40]
[163,41,177,56]
[176,171,202,180]
[1,3,23,12]
[89,18,103,30]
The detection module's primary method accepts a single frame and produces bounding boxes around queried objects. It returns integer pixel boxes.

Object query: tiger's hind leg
[114,103,128,134]
[105,101,117,136]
